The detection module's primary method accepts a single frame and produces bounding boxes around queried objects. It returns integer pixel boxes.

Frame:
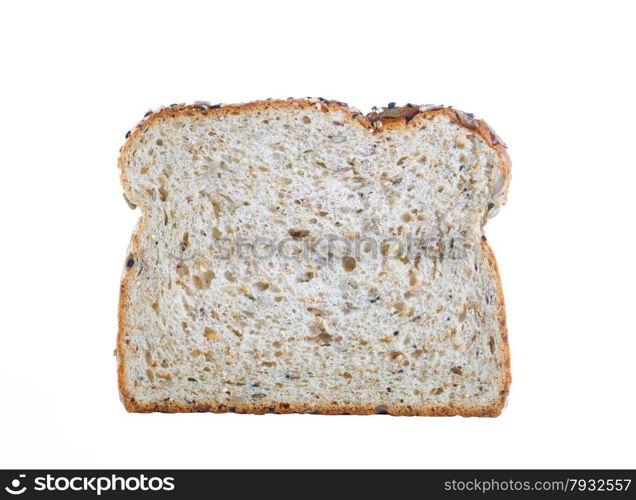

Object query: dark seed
[388,102,396,108]
[488,202,495,209]
[210,104,221,109]
[125,130,131,139]
[405,113,414,121]
[370,296,380,303]
[126,258,134,268]
[386,387,392,392]
[393,330,399,336]
[481,235,487,241]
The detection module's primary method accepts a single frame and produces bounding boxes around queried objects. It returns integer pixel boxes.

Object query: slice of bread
[117,98,511,416]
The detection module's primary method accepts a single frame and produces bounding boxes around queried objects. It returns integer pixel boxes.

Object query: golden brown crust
[117,98,511,417]
[117,228,141,410]
[481,241,511,413]
[122,399,503,417]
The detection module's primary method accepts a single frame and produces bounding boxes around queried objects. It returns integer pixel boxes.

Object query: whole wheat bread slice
[117,98,511,416]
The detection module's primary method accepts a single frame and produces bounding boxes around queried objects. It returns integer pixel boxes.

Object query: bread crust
[121,399,504,417]
[117,98,511,417]
[481,241,511,414]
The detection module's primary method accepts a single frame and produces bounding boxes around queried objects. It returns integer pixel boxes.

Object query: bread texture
[117,98,511,416]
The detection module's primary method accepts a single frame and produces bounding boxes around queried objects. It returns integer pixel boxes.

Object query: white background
[1,0,634,469]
